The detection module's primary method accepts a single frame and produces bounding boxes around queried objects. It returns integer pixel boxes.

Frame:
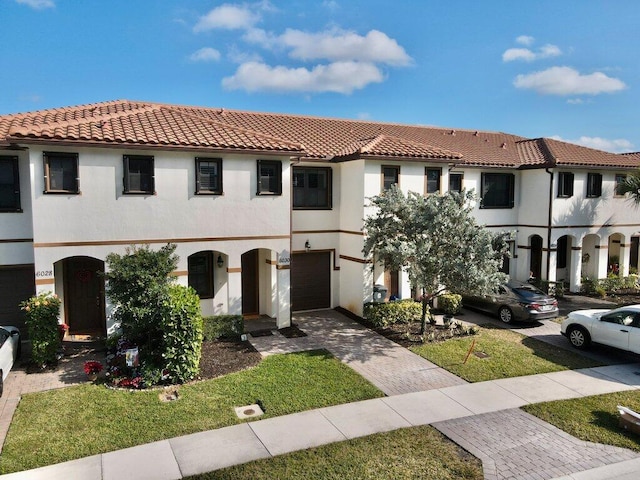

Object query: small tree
[363,186,510,333]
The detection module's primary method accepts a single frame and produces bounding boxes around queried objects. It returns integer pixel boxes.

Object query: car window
[0,328,8,348]
[511,285,544,299]
[601,311,636,325]
[631,314,640,328]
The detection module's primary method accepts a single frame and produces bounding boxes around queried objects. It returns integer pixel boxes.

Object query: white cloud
[189,47,221,62]
[551,135,634,153]
[222,61,384,94]
[15,0,54,9]
[274,28,412,66]
[194,4,260,32]
[226,45,263,64]
[357,112,372,120]
[514,66,626,95]
[516,35,535,46]
[566,98,586,104]
[503,43,562,62]
[322,0,339,10]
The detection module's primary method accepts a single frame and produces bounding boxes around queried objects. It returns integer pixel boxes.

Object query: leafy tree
[618,170,640,206]
[363,186,510,333]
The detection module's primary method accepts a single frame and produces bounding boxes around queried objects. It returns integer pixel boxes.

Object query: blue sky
[1,0,638,153]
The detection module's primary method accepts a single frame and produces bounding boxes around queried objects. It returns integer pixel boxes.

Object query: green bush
[161,285,203,383]
[437,293,462,315]
[20,292,61,366]
[582,275,639,296]
[202,315,244,340]
[363,300,422,327]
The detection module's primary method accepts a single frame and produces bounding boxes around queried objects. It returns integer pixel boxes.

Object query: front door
[64,257,105,335]
[241,250,259,317]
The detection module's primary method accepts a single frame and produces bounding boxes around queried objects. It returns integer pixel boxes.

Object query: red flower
[84,361,103,375]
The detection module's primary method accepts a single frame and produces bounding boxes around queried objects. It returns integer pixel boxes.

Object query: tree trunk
[420,288,428,334]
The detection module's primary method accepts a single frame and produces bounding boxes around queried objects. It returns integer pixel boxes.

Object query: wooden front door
[64,257,105,335]
[241,250,259,317]
[384,269,399,299]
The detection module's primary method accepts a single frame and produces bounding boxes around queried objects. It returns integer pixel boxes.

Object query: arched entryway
[529,235,543,281]
[608,233,623,275]
[241,248,278,321]
[59,256,105,336]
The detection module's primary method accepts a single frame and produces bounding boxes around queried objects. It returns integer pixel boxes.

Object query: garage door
[0,266,35,333]
[291,252,331,311]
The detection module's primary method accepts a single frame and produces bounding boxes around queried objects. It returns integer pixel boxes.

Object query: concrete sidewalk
[2,363,640,480]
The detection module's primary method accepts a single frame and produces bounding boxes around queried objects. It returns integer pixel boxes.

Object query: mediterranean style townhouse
[0,100,639,336]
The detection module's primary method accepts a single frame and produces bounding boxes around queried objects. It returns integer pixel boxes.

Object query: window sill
[43,190,81,195]
[293,206,333,210]
[479,205,514,209]
[256,192,282,196]
[123,191,156,195]
[0,208,22,213]
[195,191,224,196]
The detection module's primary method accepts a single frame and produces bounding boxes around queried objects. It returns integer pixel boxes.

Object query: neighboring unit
[0,100,639,335]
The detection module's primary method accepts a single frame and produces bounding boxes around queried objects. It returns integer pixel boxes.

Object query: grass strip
[410,324,605,382]
[188,425,483,480]
[0,349,383,474]
[524,391,640,452]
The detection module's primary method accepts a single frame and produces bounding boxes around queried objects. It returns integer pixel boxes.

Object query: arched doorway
[61,256,105,335]
[529,235,543,281]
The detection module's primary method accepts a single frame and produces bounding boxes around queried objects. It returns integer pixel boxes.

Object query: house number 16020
[36,270,53,277]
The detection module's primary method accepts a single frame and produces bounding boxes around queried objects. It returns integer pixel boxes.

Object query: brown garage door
[291,252,330,311]
[0,265,35,333]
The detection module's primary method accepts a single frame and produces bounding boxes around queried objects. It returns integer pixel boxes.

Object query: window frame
[425,167,441,195]
[256,159,282,196]
[480,172,515,209]
[123,155,155,195]
[448,172,463,194]
[381,165,400,191]
[615,173,627,197]
[43,151,79,194]
[557,172,574,198]
[292,166,332,210]
[188,251,214,299]
[0,155,21,212]
[586,172,602,198]
[195,157,223,195]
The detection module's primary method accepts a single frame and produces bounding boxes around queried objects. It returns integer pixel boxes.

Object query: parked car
[0,326,20,397]
[462,281,559,323]
[561,305,640,352]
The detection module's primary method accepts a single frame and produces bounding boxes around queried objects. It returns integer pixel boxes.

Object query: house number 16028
[36,270,53,277]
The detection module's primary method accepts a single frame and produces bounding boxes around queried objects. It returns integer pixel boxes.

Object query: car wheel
[498,306,514,324]
[568,326,591,349]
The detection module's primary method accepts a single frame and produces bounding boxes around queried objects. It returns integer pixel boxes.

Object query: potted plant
[84,360,103,381]
[438,293,462,327]
[58,323,69,343]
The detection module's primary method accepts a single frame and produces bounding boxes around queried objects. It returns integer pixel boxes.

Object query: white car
[561,305,640,353]
[0,326,20,397]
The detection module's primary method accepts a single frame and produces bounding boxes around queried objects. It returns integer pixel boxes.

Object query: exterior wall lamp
[217,254,224,268]
[304,240,311,252]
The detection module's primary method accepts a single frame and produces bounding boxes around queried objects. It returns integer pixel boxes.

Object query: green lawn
[524,391,640,451]
[0,350,383,474]
[410,324,606,382]
[188,425,483,480]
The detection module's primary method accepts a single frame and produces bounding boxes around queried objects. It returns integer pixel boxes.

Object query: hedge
[202,315,244,340]
[363,300,422,328]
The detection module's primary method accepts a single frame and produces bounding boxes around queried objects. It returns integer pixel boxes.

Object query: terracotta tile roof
[1,99,638,170]
[1,100,303,154]
[332,134,462,160]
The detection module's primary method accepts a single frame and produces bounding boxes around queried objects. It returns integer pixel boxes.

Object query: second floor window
[480,172,514,208]
[615,174,627,197]
[123,155,154,194]
[0,156,20,211]
[195,158,222,194]
[293,167,332,209]
[425,168,441,194]
[382,166,400,191]
[586,173,602,198]
[44,151,79,193]
[449,173,463,193]
[257,160,282,195]
[557,172,574,198]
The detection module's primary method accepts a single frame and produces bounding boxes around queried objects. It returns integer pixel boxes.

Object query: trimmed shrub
[437,293,462,315]
[161,284,203,383]
[202,315,244,340]
[363,300,422,327]
[20,292,61,366]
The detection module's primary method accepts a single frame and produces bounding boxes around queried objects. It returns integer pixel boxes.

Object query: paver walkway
[250,309,466,395]
[434,409,639,480]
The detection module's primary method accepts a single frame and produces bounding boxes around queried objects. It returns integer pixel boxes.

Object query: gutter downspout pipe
[545,168,554,280]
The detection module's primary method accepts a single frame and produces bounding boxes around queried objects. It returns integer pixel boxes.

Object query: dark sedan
[462,281,559,323]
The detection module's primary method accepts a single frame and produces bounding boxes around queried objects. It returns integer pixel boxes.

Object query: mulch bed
[278,324,307,338]
[198,339,262,380]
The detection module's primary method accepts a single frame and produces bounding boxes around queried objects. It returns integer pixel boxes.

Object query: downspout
[545,168,554,280]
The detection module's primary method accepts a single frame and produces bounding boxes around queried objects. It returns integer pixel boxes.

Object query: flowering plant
[84,360,103,375]
[20,292,62,366]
